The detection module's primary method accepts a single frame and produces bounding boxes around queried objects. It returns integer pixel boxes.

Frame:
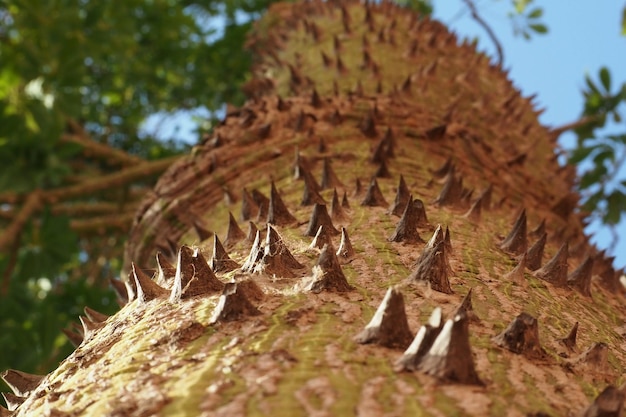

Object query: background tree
[0,0,275,375]
[0,0,624,387]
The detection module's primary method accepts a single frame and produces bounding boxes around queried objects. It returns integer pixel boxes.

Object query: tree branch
[0,156,179,251]
[62,119,145,166]
[1,237,20,296]
[45,156,179,202]
[0,190,43,252]
[70,212,136,234]
[549,115,601,138]
[462,0,504,67]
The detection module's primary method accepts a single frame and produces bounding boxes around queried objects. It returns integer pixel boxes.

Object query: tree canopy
[0,0,625,389]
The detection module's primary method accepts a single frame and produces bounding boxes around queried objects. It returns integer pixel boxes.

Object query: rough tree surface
[3,2,626,416]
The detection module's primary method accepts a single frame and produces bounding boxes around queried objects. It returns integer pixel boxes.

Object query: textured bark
[4,2,626,417]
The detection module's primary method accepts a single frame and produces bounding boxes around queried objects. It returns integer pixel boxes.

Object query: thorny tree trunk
[3,2,626,417]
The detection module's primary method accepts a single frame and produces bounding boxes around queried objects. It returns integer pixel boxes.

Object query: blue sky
[142,1,626,267]
[433,1,626,268]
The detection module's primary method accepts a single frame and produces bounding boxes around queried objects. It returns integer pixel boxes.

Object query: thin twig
[0,156,178,251]
[0,199,144,219]
[62,119,144,166]
[46,156,179,202]
[0,190,42,252]
[69,212,136,234]
[462,0,504,66]
[1,238,20,296]
[549,115,601,138]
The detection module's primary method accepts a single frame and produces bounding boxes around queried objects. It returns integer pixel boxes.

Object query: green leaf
[585,75,601,95]
[527,7,543,19]
[605,191,626,225]
[568,145,596,164]
[529,23,548,34]
[580,165,608,189]
[621,6,626,36]
[599,67,611,91]
[583,190,604,212]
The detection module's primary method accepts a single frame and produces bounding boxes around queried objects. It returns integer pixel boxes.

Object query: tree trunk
[4,2,625,416]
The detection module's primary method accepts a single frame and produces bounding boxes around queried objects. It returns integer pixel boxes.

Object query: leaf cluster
[569,67,626,227]
[0,0,277,378]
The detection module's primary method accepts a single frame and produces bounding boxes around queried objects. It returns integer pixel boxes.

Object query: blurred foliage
[0,0,279,383]
[569,67,626,227]
[508,0,548,39]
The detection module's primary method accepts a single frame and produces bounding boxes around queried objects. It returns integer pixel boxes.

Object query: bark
[4,2,624,417]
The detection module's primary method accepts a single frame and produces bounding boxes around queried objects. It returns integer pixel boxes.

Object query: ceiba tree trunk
[3,2,625,416]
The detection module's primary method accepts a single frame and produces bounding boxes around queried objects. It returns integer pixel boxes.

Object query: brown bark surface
[4,2,625,417]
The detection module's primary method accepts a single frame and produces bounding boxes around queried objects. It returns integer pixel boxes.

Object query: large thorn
[431,157,453,179]
[132,263,167,303]
[330,188,347,221]
[224,212,246,248]
[559,322,578,351]
[306,204,339,237]
[444,226,453,254]
[477,184,492,211]
[309,225,333,250]
[354,286,413,349]
[1,392,24,412]
[526,232,547,271]
[336,227,355,259]
[359,111,377,138]
[193,220,213,242]
[301,168,326,206]
[256,224,303,277]
[568,255,594,297]
[246,221,259,244]
[361,177,388,207]
[123,271,137,303]
[453,288,478,322]
[241,230,263,272]
[306,244,354,293]
[79,315,102,340]
[383,127,395,158]
[211,234,240,273]
[371,138,388,164]
[499,209,527,255]
[407,227,452,293]
[209,282,261,324]
[156,252,176,286]
[390,175,410,217]
[241,188,260,222]
[463,195,482,222]
[293,148,311,180]
[311,89,322,108]
[268,181,297,226]
[321,158,343,189]
[530,218,546,239]
[109,278,129,305]
[251,189,269,221]
[534,241,569,287]
[434,172,463,207]
[493,312,545,358]
[396,307,444,371]
[342,190,351,209]
[62,325,83,347]
[84,306,109,324]
[170,246,224,301]
[580,386,624,417]
[417,311,482,385]
[574,342,609,370]
[1,370,44,397]
[389,195,424,243]
[504,253,527,285]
